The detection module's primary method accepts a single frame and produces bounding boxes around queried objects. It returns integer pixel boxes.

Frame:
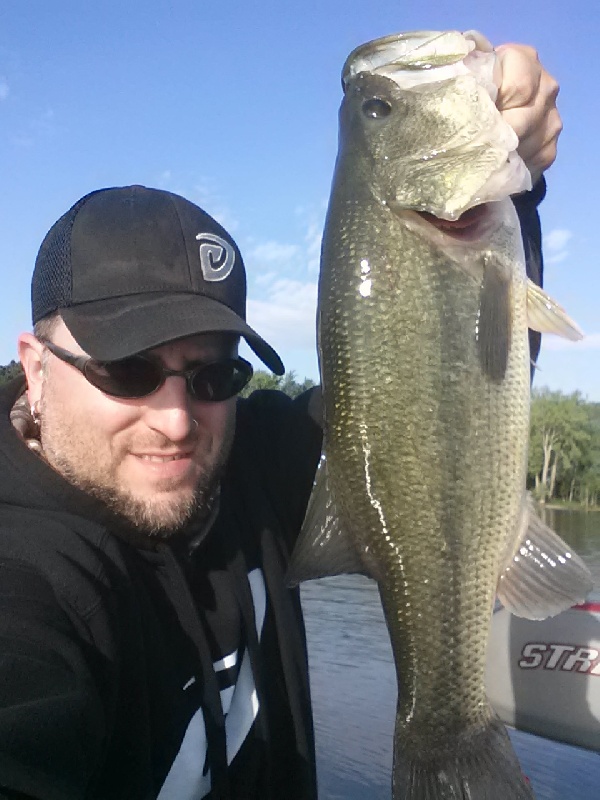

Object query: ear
[18,333,46,406]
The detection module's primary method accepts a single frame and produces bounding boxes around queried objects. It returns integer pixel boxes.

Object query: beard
[52,451,224,538]
[38,383,235,540]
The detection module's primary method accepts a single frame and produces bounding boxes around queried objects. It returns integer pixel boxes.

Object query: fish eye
[362,97,392,119]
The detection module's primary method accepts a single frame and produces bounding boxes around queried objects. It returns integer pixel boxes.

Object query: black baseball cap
[31,185,284,374]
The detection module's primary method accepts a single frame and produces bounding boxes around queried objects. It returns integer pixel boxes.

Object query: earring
[30,400,41,428]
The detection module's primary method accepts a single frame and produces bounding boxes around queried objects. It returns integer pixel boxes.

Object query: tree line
[2,361,597,507]
[0,361,22,384]
[528,389,600,508]
[239,370,316,399]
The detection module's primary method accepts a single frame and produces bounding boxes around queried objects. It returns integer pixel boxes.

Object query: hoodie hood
[0,378,107,518]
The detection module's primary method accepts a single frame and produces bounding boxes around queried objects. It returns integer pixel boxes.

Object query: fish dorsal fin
[286,454,371,586]
[496,494,593,619]
[526,279,584,341]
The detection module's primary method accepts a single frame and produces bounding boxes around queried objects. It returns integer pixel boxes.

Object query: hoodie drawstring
[157,543,231,799]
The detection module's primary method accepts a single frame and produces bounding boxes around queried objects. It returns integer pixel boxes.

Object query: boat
[486,597,600,751]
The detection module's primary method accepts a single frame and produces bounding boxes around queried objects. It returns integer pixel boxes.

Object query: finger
[510,105,563,156]
[493,43,561,180]
[495,44,543,111]
[517,107,563,181]
[501,83,560,143]
[463,30,494,52]
[501,84,562,150]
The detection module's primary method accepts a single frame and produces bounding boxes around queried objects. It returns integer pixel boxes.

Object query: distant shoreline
[542,503,600,513]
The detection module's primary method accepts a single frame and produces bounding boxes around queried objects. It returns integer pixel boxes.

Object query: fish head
[338,31,531,225]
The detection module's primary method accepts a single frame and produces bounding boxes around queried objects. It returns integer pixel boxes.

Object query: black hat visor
[60,292,285,375]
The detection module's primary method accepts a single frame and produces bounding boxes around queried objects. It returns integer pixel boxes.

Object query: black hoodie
[0,382,322,800]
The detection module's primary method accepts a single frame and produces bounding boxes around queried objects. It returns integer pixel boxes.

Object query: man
[0,44,561,799]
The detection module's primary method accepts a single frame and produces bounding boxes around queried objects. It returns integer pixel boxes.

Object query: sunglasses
[42,341,253,402]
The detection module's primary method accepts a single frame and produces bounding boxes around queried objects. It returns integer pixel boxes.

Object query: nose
[142,376,197,442]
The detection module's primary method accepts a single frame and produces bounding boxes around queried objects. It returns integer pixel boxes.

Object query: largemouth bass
[289,31,592,799]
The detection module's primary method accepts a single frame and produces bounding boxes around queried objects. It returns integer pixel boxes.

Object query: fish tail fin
[394,715,534,799]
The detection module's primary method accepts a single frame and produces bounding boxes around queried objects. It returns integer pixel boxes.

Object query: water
[301,509,600,799]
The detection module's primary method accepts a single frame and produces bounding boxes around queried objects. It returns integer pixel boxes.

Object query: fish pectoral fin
[526,279,584,341]
[477,254,513,382]
[496,493,593,619]
[286,454,371,586]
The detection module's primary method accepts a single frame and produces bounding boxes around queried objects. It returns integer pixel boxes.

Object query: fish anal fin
[477,254,513,382]
[527,279,584,341]
[497,493,593,620]
[286,454,370,586]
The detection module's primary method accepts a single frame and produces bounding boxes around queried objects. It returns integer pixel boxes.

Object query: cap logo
[196,232,235,282]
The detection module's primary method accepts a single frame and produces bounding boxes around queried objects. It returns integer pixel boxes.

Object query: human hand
[495,44,562,185]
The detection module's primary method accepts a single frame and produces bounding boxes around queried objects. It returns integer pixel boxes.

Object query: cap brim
[60,293,285,375]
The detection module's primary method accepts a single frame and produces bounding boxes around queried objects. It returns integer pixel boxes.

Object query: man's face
[37,320,238,537]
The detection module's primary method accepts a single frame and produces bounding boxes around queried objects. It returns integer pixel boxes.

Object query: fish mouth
[415,204,492,241]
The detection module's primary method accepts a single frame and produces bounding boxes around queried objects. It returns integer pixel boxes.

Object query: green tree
[240,369,316,399]
[279,370,316,399]
[0,360,23,386]
[528,389,596,504]
[576,403,600,507]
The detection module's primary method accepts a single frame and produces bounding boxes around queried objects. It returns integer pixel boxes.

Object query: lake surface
[301,508,600,799]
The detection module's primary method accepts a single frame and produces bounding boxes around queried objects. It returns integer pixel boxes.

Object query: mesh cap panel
[32,193,98,323]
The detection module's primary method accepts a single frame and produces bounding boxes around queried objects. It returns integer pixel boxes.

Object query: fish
[288,30,592,800]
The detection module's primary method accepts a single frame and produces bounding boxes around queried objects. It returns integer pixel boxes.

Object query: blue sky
[1,0,598,399]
